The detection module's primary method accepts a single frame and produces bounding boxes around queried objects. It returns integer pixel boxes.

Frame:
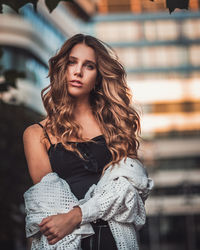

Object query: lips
[69,80,83,87]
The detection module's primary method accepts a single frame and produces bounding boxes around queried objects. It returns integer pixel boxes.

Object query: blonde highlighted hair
[41,34,140,171]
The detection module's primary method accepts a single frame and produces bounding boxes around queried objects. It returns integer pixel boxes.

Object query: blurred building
[0,0,200,250]
[93,1,200,250]
[0,0,95,113]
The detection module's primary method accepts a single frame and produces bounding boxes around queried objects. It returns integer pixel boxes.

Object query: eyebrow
[69,56,96,66]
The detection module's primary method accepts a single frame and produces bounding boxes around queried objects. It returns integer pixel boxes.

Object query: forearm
[71,206,82,228]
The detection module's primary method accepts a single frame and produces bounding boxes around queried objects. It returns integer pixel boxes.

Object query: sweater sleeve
[79,176,147,230]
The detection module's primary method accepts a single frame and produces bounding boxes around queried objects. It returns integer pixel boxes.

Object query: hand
[39,207,82,245]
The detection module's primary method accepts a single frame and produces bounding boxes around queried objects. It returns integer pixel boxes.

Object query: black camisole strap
[37,123,53,146]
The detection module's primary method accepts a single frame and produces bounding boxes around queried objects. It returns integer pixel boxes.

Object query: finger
[43,230,52,237]
[39,221,47,227]
[40,225,50,234]
[47,234,56,241]
[49,238,59,245]
[39,216,51,227]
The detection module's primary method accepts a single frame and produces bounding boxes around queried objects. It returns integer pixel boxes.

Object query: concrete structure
[0,0,94,113]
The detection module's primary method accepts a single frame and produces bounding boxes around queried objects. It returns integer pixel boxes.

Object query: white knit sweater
[24,157,153,250]
[24,173,94,250]
[79,157,153,250]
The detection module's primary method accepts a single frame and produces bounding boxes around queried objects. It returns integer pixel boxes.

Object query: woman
[23,34,151,250]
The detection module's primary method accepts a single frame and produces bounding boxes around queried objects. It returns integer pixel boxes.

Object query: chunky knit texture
[24,173,94,250]
[79,158,154,250]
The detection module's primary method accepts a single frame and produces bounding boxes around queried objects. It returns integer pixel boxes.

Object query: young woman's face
[66,43,97,99]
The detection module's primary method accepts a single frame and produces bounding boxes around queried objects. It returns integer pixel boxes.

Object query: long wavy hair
[41,33,140,171]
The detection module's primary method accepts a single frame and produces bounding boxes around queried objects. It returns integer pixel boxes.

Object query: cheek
[88,72,97,86]
[66,68,72,80]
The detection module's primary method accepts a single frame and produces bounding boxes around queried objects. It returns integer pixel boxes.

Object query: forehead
[69,43,96,62]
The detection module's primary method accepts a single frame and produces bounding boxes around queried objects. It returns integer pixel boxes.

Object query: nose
[74,63,83,77]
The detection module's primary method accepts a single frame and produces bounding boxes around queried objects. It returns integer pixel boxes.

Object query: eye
[67,60,76,65]
[86,64,95,70]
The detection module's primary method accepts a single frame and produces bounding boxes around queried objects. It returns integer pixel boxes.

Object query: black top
[38,123,112,199]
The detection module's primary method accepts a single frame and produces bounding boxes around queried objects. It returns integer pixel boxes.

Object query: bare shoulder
[23,124,42,144]
[23,119,52,184]
[23,118,47,143]
[23,123,41,135]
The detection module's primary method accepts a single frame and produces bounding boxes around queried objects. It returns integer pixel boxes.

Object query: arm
[79,176,147,230]
[23,124,52,184]
[23,124,82,245]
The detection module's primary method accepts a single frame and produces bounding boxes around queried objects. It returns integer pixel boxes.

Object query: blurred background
[0,0,200,249]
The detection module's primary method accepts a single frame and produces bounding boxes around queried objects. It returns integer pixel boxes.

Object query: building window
[189,45,200,66]
[97,0,167,13]
[156,20,178,41]
[144,21,157,41]
[182,19,200,40]
[140,215,200,250]
[97,0,131,13]
[96,21,142,42]
[1,46,48,88]
[116,47,141,68]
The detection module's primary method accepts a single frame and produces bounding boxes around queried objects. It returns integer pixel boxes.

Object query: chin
[67,87,82,95]
[67,89,90,99]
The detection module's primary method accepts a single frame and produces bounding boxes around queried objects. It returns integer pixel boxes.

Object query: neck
[74,96,93,118]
